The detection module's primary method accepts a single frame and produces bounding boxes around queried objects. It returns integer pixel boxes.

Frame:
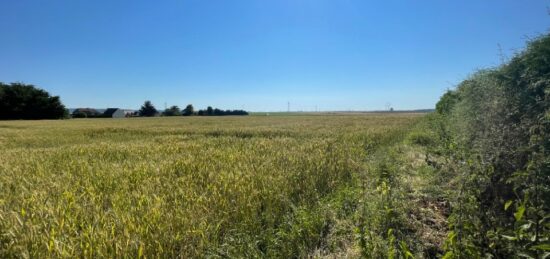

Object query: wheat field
[0,114,421,257]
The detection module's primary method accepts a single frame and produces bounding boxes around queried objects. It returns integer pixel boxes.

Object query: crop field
[0,114,423,257]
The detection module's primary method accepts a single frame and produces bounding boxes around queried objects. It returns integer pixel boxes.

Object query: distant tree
[196,107,249,116]
[182,104,194,116]
[163,105,181,116]
[0,82,67,120]
[72,108,100,118]
[139,100,158,117]
[72,111,88,118]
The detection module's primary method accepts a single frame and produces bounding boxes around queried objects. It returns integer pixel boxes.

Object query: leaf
[518,252,536,258]
[502,235,517,241]
[532,243,550,251]
[138,243,144,258]
[519,222,532,231]
[514,205,526,221]
[400,241,415,259]
[505,200,513,211]
[442,251,454,259]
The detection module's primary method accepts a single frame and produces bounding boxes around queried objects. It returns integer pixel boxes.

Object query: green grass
[0,114,423,257]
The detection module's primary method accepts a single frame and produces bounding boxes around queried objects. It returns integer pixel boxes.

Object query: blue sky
[1,1,549,111]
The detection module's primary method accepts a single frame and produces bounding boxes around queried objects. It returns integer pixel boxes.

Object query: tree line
[139,100,248,117]
[0,83,248,120]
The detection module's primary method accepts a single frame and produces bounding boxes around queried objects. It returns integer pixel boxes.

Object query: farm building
[103,108,125,118]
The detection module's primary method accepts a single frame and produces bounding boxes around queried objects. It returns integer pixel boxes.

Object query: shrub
[434,33,550,257]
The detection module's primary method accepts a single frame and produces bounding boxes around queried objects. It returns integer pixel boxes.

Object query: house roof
[103,108,121,116]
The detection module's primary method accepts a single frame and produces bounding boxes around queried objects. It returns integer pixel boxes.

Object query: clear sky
[1,1,549,111]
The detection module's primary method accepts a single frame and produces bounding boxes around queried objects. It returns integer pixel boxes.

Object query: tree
[72,111,87,118]
[139,101,158,117]
[0,82,67,120]
[196,107,249,116]
[72,108,100,118]
[206,106,214,116]
[182,104,194,116]
[163,105,181,116]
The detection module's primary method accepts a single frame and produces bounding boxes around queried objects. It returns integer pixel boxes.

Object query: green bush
[434,33,550,258]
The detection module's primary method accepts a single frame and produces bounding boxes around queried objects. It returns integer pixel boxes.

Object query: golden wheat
[0,114,421,257]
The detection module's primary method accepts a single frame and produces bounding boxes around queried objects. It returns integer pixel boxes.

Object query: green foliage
[406,131,436,147]
[435,90,460,115]
[182,104,194,116]
[163,105,181,116]
[71,108,102,118]
[434,33,550,257]
[0,82,67,120]
[72,111,88,118]
[138,100,158,117]
[197,106,249,116]
[355,141,424,258]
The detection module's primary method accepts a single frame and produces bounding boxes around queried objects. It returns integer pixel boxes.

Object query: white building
[103,108,125,118]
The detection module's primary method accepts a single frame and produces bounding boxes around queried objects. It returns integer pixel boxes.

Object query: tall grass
[0,114,421,257]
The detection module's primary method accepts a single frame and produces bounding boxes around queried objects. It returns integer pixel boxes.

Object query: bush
[434,33,550,257]
[435,90,460,115]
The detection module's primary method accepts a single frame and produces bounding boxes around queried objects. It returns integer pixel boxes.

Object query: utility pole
[287,101,290,112]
